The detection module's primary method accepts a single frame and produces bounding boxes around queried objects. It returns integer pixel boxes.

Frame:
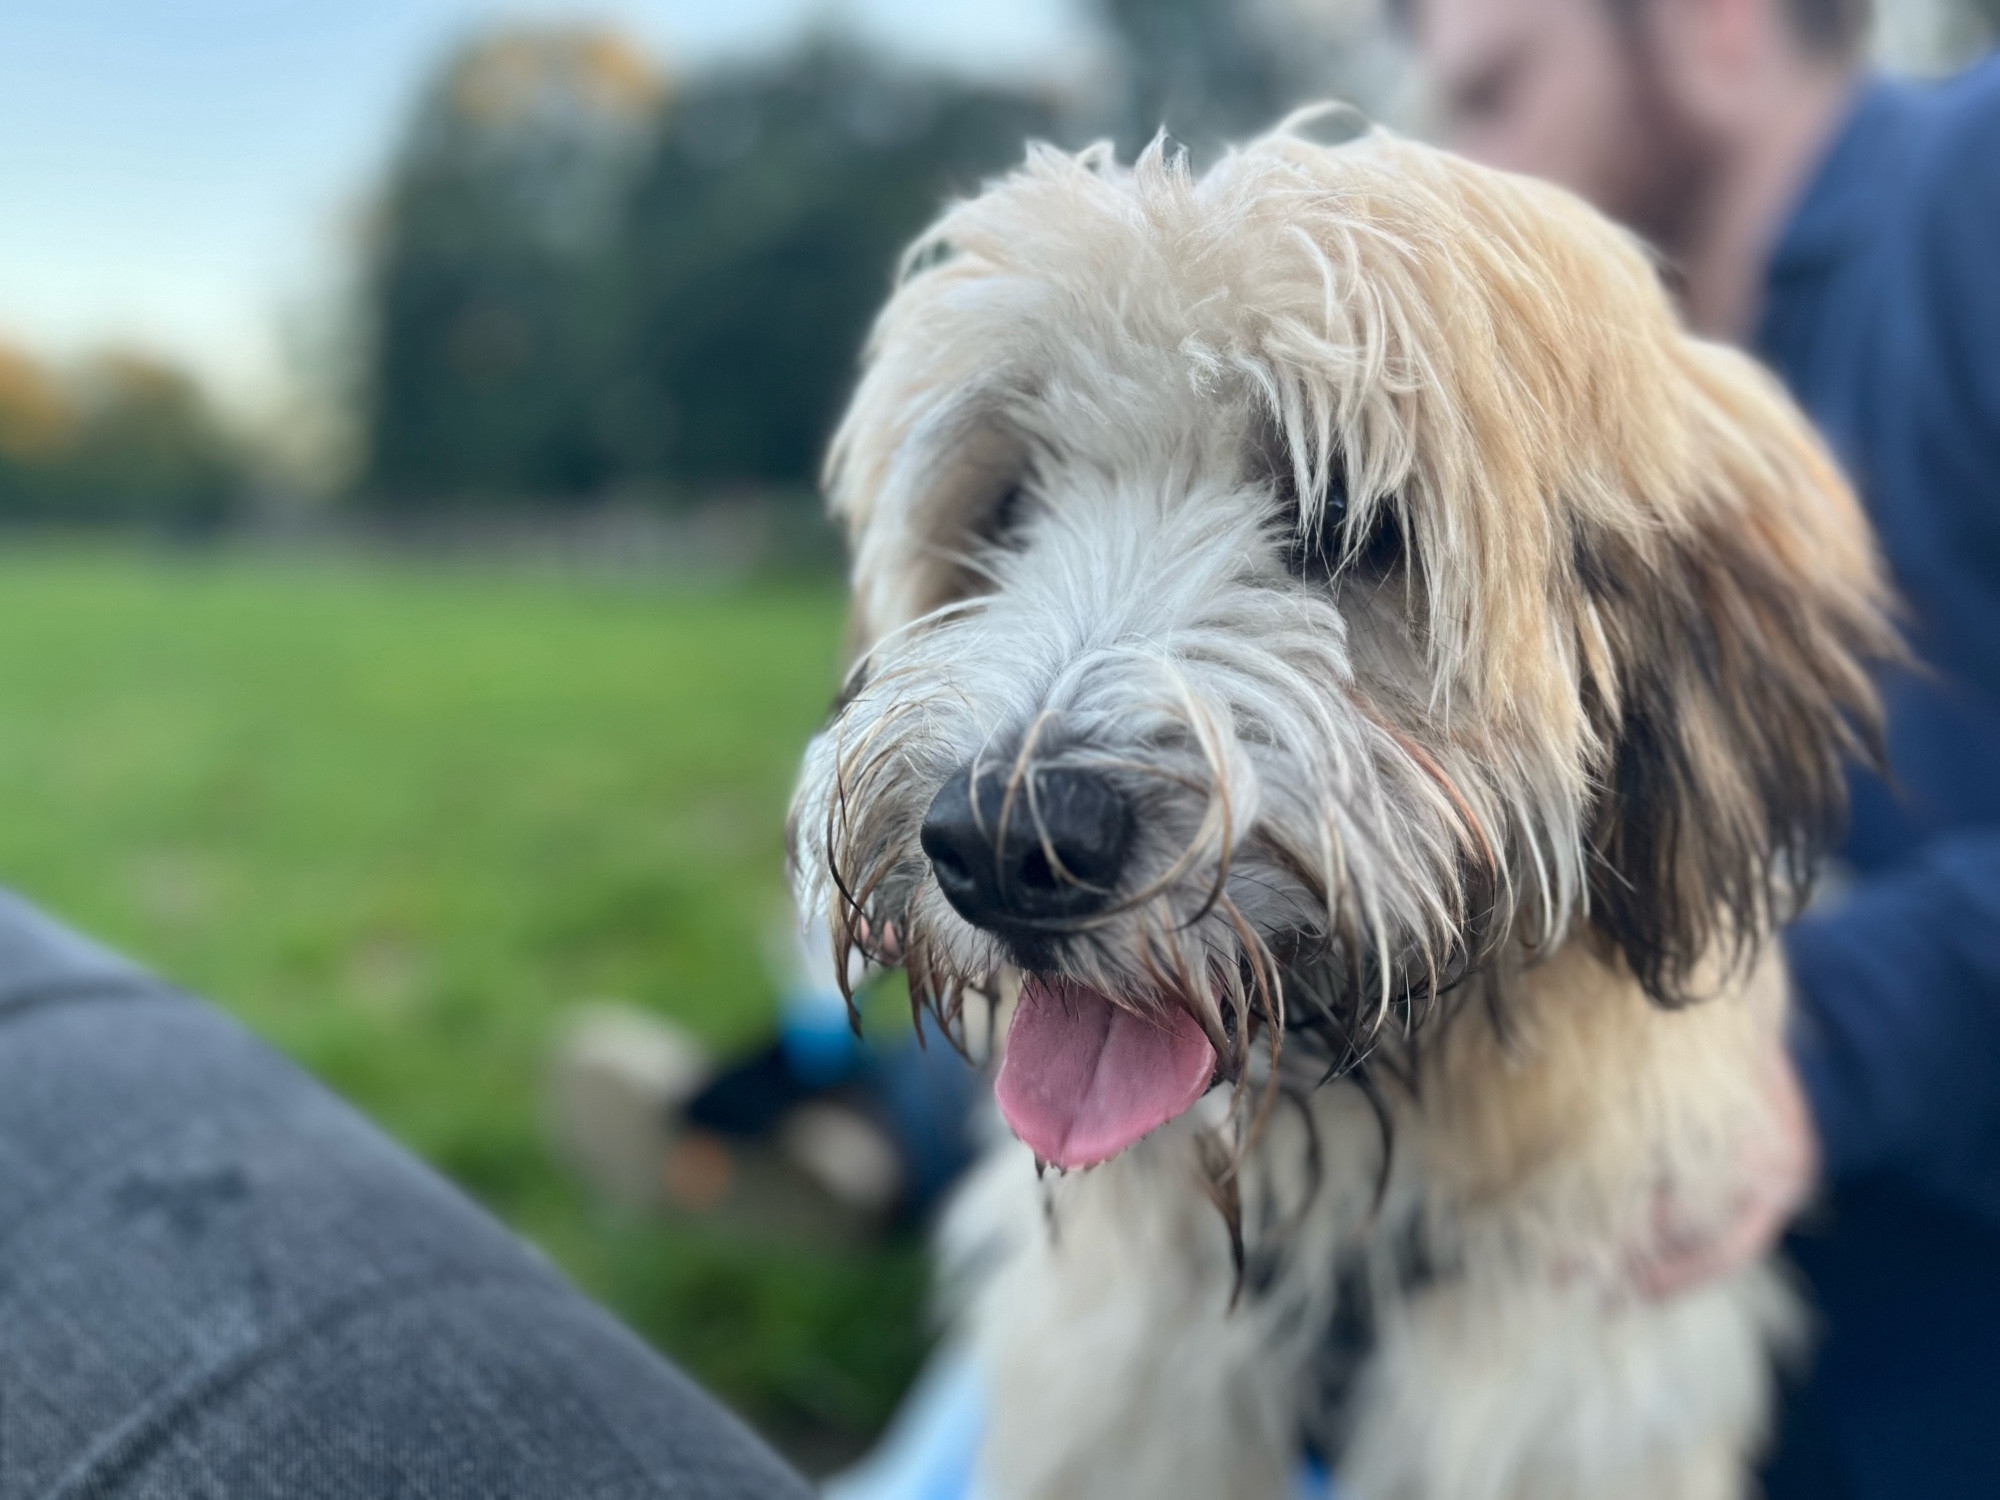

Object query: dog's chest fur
[946,939,1799,1500]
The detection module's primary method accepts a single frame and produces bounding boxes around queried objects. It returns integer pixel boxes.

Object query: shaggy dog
[789,112,1895,1499]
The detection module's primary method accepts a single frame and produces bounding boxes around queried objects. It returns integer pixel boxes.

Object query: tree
[358,27,664,506]
[605,40,1057,490]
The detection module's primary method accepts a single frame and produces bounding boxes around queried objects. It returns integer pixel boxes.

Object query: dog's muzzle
[919,762,1218,1170]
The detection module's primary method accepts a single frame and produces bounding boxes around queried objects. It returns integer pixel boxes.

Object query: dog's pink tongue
[995,977,1217,1170]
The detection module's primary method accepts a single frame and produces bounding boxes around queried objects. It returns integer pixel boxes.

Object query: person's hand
[1629,1042,1819,1299]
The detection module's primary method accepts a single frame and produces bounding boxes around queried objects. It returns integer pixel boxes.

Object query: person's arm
[1787,834,2000,1206]
[1632,835,2000,1298]
[1786,70,2000,1212]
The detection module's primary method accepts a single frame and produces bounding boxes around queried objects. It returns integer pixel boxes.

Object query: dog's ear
[1577,341,1897,1004]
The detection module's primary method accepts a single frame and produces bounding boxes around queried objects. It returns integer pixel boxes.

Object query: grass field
[0,545,928,1468]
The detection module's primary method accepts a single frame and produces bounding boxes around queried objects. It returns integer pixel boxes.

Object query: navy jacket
[1756,59,2000,1500]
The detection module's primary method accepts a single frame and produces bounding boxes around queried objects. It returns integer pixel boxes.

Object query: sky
[0,0,1088,423]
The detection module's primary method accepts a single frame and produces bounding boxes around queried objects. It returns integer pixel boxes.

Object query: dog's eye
[977,484,1030,551]
[1285,477,1403,581]
[1285,483,1348,578]
[827,659,870,722]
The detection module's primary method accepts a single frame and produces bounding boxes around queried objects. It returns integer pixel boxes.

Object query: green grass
[0,544,928,1467]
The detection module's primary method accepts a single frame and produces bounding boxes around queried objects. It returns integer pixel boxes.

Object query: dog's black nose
[920,765,1129,932]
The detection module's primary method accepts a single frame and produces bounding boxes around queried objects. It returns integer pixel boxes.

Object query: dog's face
[791,120,1890,1171]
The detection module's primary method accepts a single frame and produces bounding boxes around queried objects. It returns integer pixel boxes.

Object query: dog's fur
[789,114,1895,1499]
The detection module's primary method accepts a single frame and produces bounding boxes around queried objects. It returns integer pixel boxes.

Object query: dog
[789,111,1895,1500]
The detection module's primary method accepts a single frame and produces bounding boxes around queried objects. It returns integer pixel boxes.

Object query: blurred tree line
[0,0,1400,525]
[354,0,1391,511]
[0,0,1988,525]
[0,345,246,528]
[0,0,1407,525]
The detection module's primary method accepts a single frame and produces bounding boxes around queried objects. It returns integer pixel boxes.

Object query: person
[1404,0,2000,1492]
[0,887,812,1499]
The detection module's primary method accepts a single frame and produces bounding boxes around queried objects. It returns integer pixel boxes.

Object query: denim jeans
[0,891,810,1499]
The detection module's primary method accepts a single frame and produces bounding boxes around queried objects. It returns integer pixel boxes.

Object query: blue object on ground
[823,1346,986,1500]
[823,1345,1342,1500]
[780,983,863,1089]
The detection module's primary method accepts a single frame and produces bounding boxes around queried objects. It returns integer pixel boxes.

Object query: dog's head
[790,116,1893,1171]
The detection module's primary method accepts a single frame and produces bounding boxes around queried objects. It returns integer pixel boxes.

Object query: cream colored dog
[790,112,1894,1499]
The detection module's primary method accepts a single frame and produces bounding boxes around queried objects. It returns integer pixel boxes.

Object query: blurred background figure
[1404,0,2000,1494]
[550,913,983,1240]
